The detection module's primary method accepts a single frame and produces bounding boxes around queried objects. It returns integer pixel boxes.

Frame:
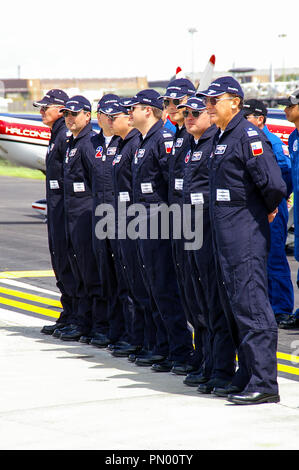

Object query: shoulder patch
[246,127,259,137]
[250,141,263,156]
[164,141,173,154]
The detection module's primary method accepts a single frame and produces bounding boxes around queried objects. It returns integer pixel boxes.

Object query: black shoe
[52,324,73,338]
[41,323,65,335]
[128,349,149,363]
[197,378,231,394]
[279,316,299,329]
[213,384,243,397]
[227,392,280,405]
[90,333,110,348]
[171,363,197,376]
[60,326,86,341]
[135,354,166,367]
[275,313,292,325]
[108,341,131,351]
[112,344,142,357]
[79,335,92,344]
[151,359,173,372]
[183,372,210,387]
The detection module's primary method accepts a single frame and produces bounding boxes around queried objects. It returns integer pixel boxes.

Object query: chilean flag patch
[164,141,173,154]
[250,141,263,156]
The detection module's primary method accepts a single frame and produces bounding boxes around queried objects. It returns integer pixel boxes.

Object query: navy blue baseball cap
[122,89,163,110]
[61,95,92,112]
[280,88,299,106]
[97,94,120,114]
[197,76,244,99]
[33,89,69,107]
[105,98,129,115]
[162,78,196,99]
[177,96,206,111]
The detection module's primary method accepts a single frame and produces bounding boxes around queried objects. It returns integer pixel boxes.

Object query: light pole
[188,27,197,83]
[278,33,287,82]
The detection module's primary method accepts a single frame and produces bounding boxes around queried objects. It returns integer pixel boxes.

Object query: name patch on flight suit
[216,189,231,201]
[247,129,259,137]
[191,193,204,204]
[250,141,263,156]
[141,182,153,194]
[119,191,130,202]
[73,182,85,192]
[175,179,183,190]
[214,145,227,155]
[49,180,59,189]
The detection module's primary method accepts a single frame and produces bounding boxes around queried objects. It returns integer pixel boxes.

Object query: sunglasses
[40,105,62,112]
[163,98,183,107]
[183,109,203,118]
[108,114,129,122]
[63,110,81,117]
[202,96,234,106]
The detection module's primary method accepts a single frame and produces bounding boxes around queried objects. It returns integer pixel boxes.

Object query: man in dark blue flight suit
[243,99,294,325]
[90,95,133,348]
[178,95,237,392]
[34,89,77,336]
[123,89,195,373]
[161,79,206,376]
[200,77,286,404]
[58,95,109,343]
[107,98,158,358]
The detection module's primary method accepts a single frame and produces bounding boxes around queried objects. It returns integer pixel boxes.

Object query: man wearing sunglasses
[178,96,237,393]
[159,79,204,375]
[122,89,195,374]
[58,95,110,345]
[89,95,133,350]
[33,89,78,337]
[105,98,157,360]
[279,89,299,330]
[198,76,287,404]
[243,99,294,329]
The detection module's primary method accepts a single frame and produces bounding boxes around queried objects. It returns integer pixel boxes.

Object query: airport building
[1,67,299,111]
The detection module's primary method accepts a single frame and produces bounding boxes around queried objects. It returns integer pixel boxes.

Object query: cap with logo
[61,95,91,112]
[177,96,206,111]
[162,78,196,99]
[243,99,267,117]
[33,89,69,107]
[97,94,120,114]
[280,88,299,107]
[197,76,244,99]
[122,89,163,110]
[104,97,130,115]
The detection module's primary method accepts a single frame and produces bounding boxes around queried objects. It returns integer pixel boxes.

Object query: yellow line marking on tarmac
[277,362,299,376]
[277,351,299,364]
[0,270,54,279]
[0,297,60,319]
[0,286,62,308]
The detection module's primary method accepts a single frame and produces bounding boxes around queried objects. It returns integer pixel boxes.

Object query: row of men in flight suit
[38,75,287,405]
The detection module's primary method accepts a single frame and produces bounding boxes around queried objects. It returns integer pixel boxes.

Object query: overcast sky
[1,0,298,82]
